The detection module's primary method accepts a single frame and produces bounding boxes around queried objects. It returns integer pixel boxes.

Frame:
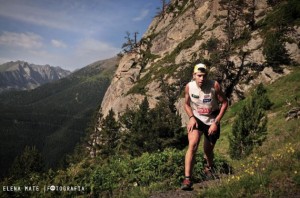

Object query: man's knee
[188,131,200,152]
[204,137,215,150]
[188,142,199,153]
[204,143,215,156]
[204,143,214,151]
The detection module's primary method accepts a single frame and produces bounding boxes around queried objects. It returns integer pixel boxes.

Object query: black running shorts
[193,116,220,144]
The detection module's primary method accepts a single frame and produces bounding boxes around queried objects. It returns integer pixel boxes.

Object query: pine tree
[156,0,169,18]
[213,0,253,99]
[122,31,139,53]
[253,83,273,110]
[263,31,290,68]
[229,84,271,159]
[9,146,44,179]
[122,97,154,156]
[100,109,121,157]
[120,95,186,156]
[149,96,186,149]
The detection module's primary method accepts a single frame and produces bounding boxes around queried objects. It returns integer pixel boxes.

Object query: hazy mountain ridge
[0,0,299,197]
[0,60,71,93]
[0,56,120,177]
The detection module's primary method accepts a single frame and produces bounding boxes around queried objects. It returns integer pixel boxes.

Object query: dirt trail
[149,180,218,198]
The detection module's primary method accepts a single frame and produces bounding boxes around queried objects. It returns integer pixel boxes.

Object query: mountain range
[0,61,71,93]
[0,0,299,197]
[0,56,120,177]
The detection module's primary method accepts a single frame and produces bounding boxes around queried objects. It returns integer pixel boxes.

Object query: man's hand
[208,123,218,135]
[187,117,198,133]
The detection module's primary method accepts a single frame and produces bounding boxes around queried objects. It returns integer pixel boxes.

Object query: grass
[126,67,300,197]
[199,66,300,197]
[1,67,299,198]
[87,66,300,197]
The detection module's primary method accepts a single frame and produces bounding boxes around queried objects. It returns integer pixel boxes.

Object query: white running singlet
[188,80,219,125]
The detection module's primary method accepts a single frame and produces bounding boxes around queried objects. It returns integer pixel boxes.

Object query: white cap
[193,63,207,73]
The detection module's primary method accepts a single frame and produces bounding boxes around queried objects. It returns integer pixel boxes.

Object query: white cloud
[0,1,117,35]
[51,39,67,48]
[75,38,120,64]
[0,36,120,71]
[0,1,158,70]
[133,9,149,21]
[0,57,11,64]
[0,31,43,49]
[0,2,78,32]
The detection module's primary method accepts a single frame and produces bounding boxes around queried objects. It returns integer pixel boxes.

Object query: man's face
[193,72,207,87]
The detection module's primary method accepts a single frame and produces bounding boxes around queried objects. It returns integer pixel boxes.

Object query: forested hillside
[0,66,298,198]
[0,57,119,178]
[0,0,299,197]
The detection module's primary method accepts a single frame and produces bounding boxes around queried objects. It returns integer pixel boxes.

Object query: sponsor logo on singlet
[191,94,199,98]
[203,98,212,103]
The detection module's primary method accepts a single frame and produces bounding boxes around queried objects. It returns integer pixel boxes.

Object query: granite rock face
[100,0,300,122]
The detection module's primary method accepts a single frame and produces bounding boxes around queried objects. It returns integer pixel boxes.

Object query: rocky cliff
[100,0,300,123]
[0,61,71,93]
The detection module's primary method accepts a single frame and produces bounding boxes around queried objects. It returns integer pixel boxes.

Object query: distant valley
[0,57,120,177]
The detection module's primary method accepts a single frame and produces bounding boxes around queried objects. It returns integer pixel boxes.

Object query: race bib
[197,107,212,115]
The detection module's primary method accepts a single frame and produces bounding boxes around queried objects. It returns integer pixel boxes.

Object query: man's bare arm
[184,84,198,132]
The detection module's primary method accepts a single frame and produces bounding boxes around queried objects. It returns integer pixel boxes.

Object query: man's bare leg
[184,130,201,177]
[203,136,215,168]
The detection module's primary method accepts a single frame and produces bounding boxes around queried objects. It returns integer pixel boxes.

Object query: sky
[0,0,164,71]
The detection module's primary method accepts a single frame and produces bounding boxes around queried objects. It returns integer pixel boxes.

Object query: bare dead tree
[133,31,139,48]
[156,0,169,18]
[247,0,256,30]
[122,31,140,53]
[212,0,254,99]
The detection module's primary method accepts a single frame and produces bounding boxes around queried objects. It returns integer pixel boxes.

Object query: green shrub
[229,84,271,159]
[260,0,300,30]
[120,97,186,156]
[263,31,290,68]
[91,148,230,197]
[201,37,219,52]
[9,146,44,179]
